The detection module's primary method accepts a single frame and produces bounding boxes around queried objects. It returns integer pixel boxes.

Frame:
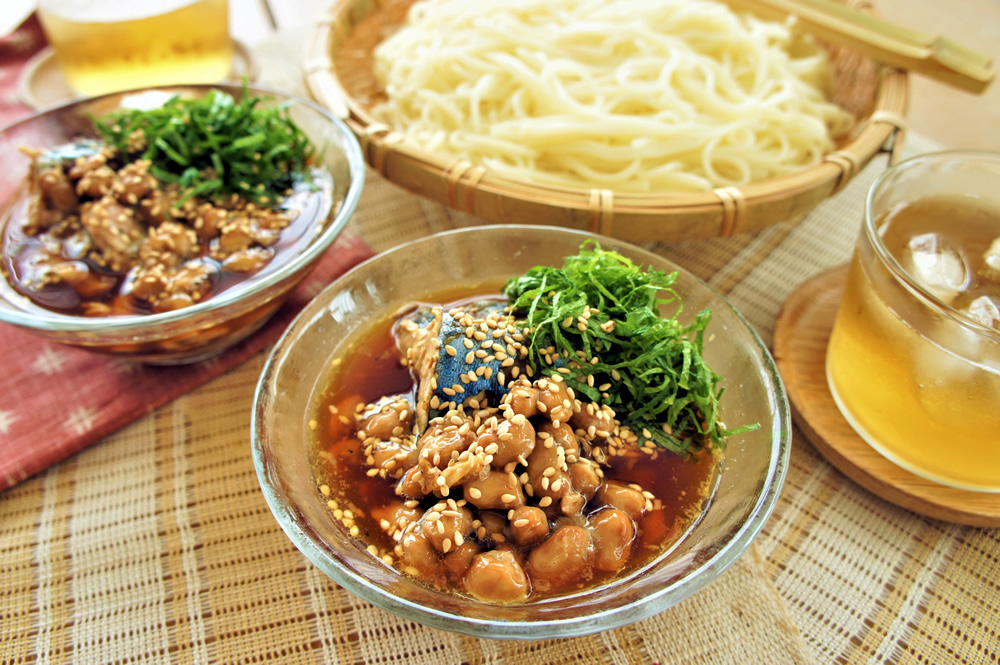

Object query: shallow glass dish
[0,83,365,364]
[252,226,790,639]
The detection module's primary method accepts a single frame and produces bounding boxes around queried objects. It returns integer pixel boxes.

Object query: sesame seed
[539,496,553,507]
[468,487,482,499]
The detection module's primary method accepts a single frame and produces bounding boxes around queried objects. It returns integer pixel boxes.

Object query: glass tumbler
[826,151,1000,493]
[37,0,233,97]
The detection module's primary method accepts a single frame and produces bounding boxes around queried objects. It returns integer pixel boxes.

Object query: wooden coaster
[774,265,1000,527]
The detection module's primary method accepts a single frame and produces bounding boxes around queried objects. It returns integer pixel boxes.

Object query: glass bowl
[0,83,365,364]
[252,226,791,639]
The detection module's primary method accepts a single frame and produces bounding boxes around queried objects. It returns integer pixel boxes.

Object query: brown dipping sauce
[0,146,333,317]
[310,292,720,603]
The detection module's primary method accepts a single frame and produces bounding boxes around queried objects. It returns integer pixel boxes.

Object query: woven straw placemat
[0,167,814,664]
[3,135,997,664]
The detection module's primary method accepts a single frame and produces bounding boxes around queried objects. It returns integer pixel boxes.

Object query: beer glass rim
[863,149,1000,343]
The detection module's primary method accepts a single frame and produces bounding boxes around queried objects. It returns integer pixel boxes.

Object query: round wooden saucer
[773,265,1000,527]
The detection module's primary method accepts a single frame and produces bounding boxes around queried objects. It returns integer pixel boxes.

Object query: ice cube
[981,237,1000,282]
[966,295,1000,330]
[905,233,968,302]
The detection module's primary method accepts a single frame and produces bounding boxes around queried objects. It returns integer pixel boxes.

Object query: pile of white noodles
[372,0,855,193]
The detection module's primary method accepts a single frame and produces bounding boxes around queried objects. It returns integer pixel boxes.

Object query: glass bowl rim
[251,225,791,638]
[0,82,366,333]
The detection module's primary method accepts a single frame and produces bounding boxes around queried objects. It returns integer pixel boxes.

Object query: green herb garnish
[503,241,758,456]
[93,83,314,207]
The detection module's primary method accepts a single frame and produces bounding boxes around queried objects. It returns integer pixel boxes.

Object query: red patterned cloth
[0,231,374,491]
[0,16,377,490]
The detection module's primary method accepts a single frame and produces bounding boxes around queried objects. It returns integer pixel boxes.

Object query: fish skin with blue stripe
[396,299,527,431]
[34,139,105,172]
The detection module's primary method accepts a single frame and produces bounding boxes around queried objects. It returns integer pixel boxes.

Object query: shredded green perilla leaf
[503,241,758,456]
[92,83,314,207]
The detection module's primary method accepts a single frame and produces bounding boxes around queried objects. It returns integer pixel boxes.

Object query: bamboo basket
[305,0,908,242]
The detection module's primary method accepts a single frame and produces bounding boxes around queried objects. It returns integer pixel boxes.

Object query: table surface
[3,2,999,664]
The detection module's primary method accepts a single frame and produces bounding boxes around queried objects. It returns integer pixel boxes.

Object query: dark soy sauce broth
[310,291,720,600]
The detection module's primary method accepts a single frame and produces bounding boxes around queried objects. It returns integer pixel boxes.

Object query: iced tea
[827,153,1000,492]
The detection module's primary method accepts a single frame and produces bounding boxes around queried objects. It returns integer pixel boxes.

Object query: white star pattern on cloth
[108,358,141,375]
[0,409,16,435]
[302,278,327,299]
[33,346,69,376]
[64,407,98,436]
[199,354,222,371]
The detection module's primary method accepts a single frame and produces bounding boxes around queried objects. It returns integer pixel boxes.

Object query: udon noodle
[372,0,855,193]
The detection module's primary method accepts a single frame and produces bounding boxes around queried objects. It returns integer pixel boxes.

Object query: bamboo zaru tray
[305,0,908,242]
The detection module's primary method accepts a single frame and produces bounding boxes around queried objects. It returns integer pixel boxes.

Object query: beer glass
[826,151,1000,492]
[37,0,233,97]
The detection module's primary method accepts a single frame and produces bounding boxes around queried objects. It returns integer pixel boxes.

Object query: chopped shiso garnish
[92,83,314,208]
[503,241,759,456]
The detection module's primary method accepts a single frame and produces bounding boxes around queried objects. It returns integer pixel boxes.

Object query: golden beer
[826,153,1000,492]
[38,0,232,97]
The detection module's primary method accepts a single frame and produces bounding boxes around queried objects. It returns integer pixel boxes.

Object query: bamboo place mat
[1,182,815,665]
[3,26,999,664]
[2,132,997,665]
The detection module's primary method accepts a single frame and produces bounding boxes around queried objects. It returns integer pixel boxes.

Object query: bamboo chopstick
[726,0,994,93]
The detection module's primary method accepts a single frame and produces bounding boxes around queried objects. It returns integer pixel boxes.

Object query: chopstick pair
[726,0,994,93]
